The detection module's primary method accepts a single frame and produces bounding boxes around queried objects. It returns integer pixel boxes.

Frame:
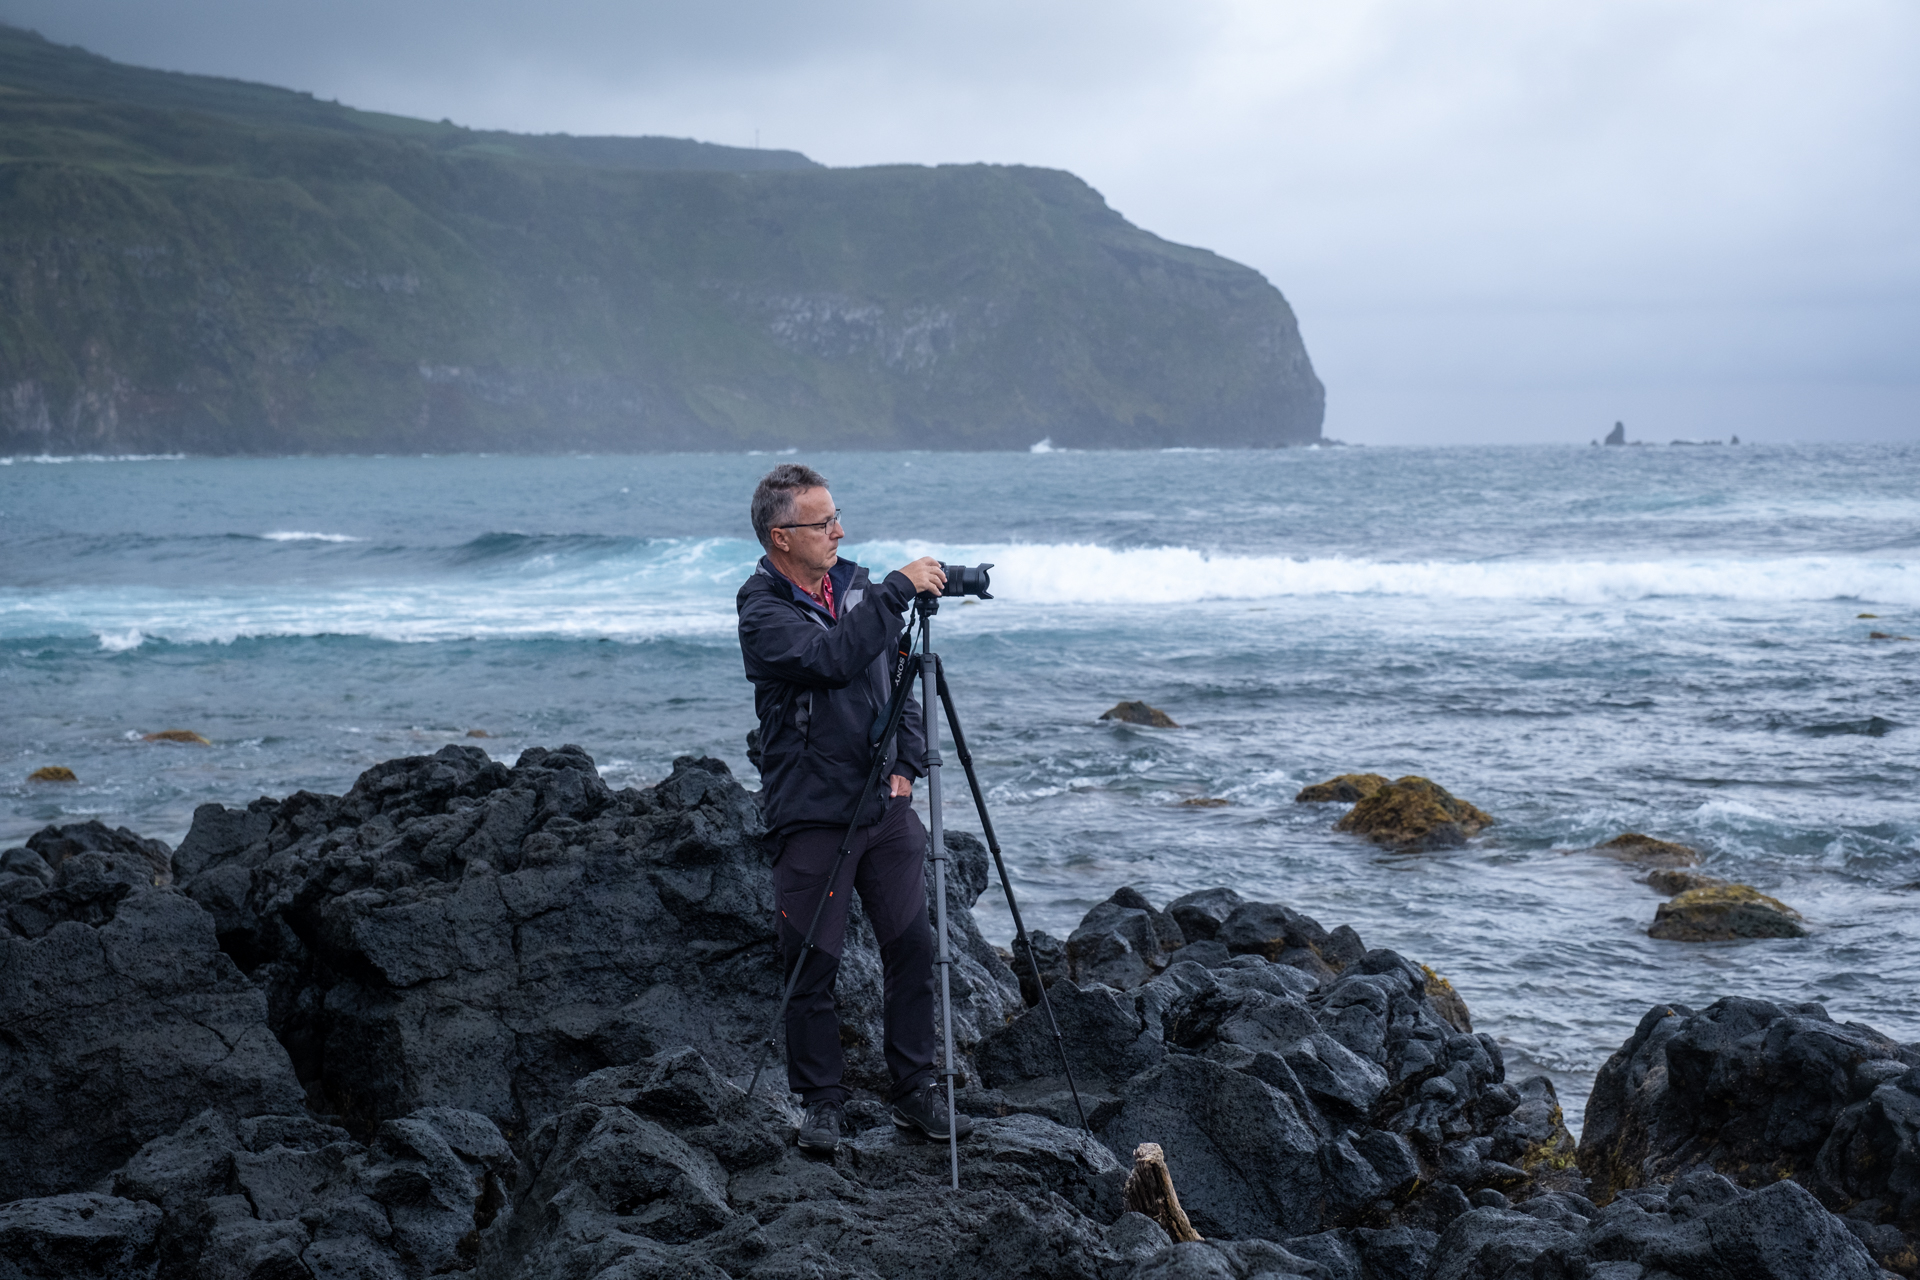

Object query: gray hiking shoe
[796,1099,844,1153]
[891,1083,974,1140]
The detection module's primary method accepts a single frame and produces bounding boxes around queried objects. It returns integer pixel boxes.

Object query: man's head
[752,463,843,583]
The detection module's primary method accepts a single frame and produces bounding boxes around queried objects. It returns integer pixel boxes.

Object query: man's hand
[896,557,947,596]
[889,774,914,798]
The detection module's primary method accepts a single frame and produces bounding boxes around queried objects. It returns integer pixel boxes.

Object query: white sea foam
[1,453,186,464]
[5,540,1910,646]
[853,542,1916,607]
[261,531,363,543]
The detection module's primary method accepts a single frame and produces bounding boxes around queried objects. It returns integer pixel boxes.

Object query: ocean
[4,443,1916,1133]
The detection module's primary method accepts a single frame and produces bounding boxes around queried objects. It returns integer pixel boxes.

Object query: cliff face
[0,26,1324,455]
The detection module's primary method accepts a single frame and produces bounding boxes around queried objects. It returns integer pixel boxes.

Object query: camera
[940,563,993,599]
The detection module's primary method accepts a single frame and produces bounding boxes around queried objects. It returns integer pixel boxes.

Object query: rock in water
[1100,701,1180,728]
[1645,868,1729,896]
[142,730,211,745]
[25,765,76,783]
[1647,884,1807,940]
[1594,832,1702,867]
[1294,773,1389,804]
[1334,776,1492,849]
[1579,997,1920,1276]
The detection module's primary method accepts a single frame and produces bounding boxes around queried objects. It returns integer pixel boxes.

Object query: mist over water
[4,443,1917,1132]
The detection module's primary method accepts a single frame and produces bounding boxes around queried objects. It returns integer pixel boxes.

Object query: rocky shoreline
[2,745,1914,1278]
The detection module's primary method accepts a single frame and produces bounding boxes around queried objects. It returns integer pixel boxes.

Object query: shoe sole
[796,1134,839,1154]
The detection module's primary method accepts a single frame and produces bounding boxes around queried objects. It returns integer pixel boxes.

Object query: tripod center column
[917,605,962,1188]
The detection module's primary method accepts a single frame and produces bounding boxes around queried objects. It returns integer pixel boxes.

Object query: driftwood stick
[1123,1141,1203,1242]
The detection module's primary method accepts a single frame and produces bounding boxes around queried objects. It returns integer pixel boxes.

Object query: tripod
[746,593,1086,1189]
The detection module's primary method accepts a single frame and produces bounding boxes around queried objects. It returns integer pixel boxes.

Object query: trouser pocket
[774,869,850,960]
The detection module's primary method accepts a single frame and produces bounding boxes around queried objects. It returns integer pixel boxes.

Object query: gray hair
[750,463,829,551]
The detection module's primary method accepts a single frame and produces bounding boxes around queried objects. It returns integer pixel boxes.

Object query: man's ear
[769,528,788,554]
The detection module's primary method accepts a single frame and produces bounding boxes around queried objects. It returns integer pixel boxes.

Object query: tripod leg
[921,617,961,1189]
[934,657,1089,1132]
[746,648,926,1104]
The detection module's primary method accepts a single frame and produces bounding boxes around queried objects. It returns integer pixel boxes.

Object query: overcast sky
[6,0,1916,444]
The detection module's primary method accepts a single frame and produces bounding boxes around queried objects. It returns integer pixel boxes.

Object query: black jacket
[737,556,926,836]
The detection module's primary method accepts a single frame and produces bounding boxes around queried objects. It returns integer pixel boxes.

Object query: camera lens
[939,563,993,599]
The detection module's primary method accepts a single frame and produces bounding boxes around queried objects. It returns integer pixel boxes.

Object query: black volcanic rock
[0,1193,163,1279]
[1066,885,1187,988]
[1579,996,1920,1275]
[173,744,1021,1132]
[29,818,173,883]
[2,747,1909,1279]
[0,859,304,1201]
[979,900,1585,1245]
[482,1047,1131,1280]
[1164,886,1244,943]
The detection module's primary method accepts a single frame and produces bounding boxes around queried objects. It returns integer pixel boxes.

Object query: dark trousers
[773,795,935,1105]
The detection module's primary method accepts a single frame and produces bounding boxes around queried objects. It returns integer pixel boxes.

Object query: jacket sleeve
[739,570,918,689]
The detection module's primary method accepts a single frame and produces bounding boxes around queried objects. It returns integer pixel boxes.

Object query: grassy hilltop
[0,25,1323,454]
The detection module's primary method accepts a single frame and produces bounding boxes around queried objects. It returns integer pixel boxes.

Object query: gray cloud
[5,0,1915,442]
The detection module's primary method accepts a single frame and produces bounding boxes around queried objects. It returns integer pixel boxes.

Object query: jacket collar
[757,555,855,620]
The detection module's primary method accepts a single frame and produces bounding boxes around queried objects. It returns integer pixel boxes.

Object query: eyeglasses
[779,509,843,533]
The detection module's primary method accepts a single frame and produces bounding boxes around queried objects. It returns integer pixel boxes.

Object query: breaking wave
[3,539,1912,647]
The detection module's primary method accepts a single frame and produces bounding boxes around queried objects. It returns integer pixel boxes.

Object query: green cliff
[0,25,1323,454]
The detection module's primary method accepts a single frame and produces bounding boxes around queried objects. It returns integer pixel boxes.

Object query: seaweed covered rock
[1579,997,1920,1275]
[1334,777,1492,849]
[1593,831,1702,868]
[172,745,1022,1133]
[1645,867,1728,896]
[1294,774,1388,804]
[1420,966,1473,1034]
[1100,701,1180,728]
[1648,883,1808,940]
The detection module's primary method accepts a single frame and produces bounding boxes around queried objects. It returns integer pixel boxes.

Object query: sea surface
[4,443,1917,1133]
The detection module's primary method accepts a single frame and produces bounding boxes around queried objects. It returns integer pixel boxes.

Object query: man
[737,463,975,1153]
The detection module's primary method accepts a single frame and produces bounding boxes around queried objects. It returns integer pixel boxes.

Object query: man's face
[772,486,843,576]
